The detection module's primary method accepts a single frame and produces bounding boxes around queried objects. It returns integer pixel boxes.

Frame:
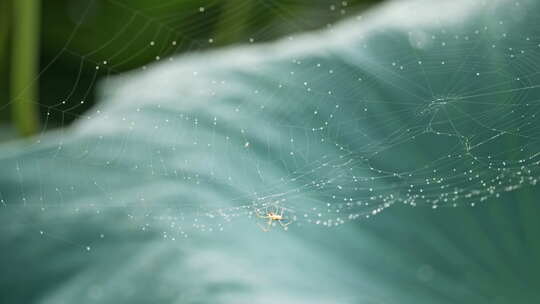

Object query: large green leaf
[1,0,539,303]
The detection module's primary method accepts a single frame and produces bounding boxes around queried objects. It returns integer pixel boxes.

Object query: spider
[254,205,292,232]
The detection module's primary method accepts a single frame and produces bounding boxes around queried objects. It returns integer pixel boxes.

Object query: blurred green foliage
[0,0,381,135]
[0,0,11,124]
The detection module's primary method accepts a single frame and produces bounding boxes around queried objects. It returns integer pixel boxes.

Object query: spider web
[1,0,540,247]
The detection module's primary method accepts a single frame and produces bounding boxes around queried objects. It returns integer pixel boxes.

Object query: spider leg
[257,222,269,232]
[279,211,295,230]
[254,206,268,219]
[257,218,274,232]
[279,219,292,228]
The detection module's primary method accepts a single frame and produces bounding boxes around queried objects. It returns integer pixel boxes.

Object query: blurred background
[0,0,382,140]
[2,1,540,303]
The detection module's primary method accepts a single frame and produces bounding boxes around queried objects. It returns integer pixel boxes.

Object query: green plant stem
[11,0,40,136]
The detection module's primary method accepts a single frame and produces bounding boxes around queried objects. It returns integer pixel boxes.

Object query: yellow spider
[254,205,292,232]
